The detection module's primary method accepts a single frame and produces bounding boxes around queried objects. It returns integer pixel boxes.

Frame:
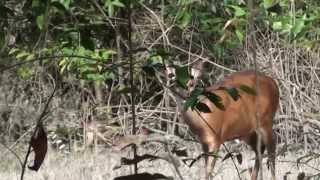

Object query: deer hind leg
[262,127,276,180]
[246,132,266,180]
[203,142,220,180]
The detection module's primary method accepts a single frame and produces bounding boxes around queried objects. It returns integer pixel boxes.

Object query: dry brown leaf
[28,125,47,171]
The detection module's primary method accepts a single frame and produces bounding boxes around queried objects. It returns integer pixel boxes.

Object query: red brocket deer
[166,64,279,180]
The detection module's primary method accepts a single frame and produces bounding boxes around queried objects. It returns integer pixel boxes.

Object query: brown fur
[183,70,279,180]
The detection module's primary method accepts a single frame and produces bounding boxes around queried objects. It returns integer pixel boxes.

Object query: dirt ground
[1,143,320,180]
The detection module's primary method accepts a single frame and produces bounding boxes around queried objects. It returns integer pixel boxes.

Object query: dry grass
[1,145,319,180]
[0,5,319,180]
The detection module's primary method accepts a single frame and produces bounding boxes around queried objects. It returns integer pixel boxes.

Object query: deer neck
[168,86,188,112]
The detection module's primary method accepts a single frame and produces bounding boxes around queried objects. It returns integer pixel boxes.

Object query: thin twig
[20,85,56,180]
[0,55,128,73]
[0,141,23,168]
[194,109,242,180]
[127,0,138,174]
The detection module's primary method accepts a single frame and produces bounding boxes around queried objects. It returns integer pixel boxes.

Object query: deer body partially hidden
[179,70,279,180]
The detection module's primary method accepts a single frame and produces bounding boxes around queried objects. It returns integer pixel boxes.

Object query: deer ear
[165,66,176,80]
[190,68,201,79]
[190,60,204,80]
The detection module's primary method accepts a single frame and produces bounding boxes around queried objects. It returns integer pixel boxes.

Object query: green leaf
[203,91,225,111]
[210,4,217,13]
[62,47,74,55]
[195,102,211,113]
[228,5,246,17]
[175,66,191,89]
[26,54,35,61]
[101,49,117,60]
[32,0,40,8]
[61,0,71,10]
[183,95,198,111]
[77,46,92,56]
[112,0,124,8]
[79,65,96,73]
[108,5,114,17]
[272,21,282,30]
[239,85,256,95]
[235,29,244,42]
[9,48,20,55]
[36,15,44,30]
[211,44,226,59]
[17,67,34,78]
[183,88,203,111]
[223,87,240,101]
[150,54,163,62]
[142,59,164,76]
[16,52,30,59]
[263,0,274,9]
[104,0,122,17]
[181,11,192,27]
[51,0,71,10]
[84,74,105,81]
[104,71,115,79]
[59,58,68,73]
[292,17,305,38]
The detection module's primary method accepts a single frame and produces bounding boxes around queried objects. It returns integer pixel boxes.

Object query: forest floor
[0,143,319,180]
